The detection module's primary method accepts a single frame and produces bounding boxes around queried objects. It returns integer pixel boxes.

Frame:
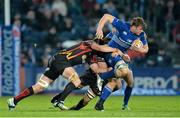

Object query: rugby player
[7,40,124,110]
[50,55,126,110]
[50,56,107,110]
[94,14,149,111]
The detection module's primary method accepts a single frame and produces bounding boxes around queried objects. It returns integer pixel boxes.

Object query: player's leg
[115,61,133,110]
[62,67,82,87]
[51,67,83,110]
[7,56,62,110]
[95,78,122,111]
[69,88,97,110]
[69,75,103,111]
[95,79,117,111]
[70,79,122,111]
[51,82,78,110]
[90,61,114,92]
[51,65,100,110]
[7,74,54,110]
[97,54,128,81]
[95,60,128,111]
[98,69,115,80]
[122,69,134,110]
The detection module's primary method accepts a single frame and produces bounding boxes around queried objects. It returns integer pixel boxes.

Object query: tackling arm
[91,42,131,62]
[91,42,119,53]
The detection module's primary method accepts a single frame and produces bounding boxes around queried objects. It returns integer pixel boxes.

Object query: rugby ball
[132,39,143,48]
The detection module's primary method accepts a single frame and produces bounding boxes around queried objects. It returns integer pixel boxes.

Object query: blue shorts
[104,53,123,68]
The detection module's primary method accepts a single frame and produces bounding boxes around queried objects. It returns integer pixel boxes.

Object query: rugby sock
[99,85,112,104]
[123,86,133,106]
[74,99,87,110]
[14,87,34,104]
[55,82,76,101]
[99,69,115,81]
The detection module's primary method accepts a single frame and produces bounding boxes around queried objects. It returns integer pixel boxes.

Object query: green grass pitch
[0,95,180,117]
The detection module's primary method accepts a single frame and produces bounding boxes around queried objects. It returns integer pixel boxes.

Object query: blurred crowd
[0,0,179,67]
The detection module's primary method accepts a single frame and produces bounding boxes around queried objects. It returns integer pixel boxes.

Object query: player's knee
[63,67,75,78]
[35,75,50,92]
[114,60,129,78]
[68,73,81,87]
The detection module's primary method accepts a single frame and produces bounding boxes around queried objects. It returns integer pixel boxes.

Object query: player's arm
[91,42,131,62]
[91,42,127,58]
[96,14,115,39]
[91,42,118,53]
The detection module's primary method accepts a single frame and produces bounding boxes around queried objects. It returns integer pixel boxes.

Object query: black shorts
[80,70,102,96]
[44,55,71,81]
[80,70,97,87]
[78,70,119,96]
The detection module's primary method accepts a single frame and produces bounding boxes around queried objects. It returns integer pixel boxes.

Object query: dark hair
[93,38,106,45]
[131,17,147,29]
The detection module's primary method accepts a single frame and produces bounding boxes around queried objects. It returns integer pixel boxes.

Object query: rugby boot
[51,93,61,104]
[95,101,104,111]
[7,98,16,110]
[122,104,131,110]
[56,101,68,110]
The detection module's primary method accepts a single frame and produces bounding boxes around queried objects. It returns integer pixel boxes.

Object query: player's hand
[122,54,130,62]
[112,28,117,33]
[96,28,104,39]
[111,52,119,57]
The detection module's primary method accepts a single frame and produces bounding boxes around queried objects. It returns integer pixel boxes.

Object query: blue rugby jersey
[106,17,148,53]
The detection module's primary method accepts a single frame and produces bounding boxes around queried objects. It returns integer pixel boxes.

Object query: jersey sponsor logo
[108,59,112,64]
[1,26,20,96]
[127,39,132,43]
[81,55,87,63]
[135,75,178,90]
[123,31,127,35]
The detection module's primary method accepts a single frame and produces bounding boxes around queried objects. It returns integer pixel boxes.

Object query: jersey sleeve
[106,31,119,38]
[106,32,113,38]
[140,32,148,45]
[112,17,127,31]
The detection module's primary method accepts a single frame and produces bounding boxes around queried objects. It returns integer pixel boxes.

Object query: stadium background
[0,0,180,117]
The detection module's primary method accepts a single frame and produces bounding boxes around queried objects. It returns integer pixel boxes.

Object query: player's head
[130,17,147,35]
[93,38,106,45]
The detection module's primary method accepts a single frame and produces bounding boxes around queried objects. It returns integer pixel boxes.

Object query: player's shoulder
[113,18,128,25]
[139,32,147,39]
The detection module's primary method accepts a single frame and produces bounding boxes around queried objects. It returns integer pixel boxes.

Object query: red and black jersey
[56,40,94,66]
[90,55,105,64]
